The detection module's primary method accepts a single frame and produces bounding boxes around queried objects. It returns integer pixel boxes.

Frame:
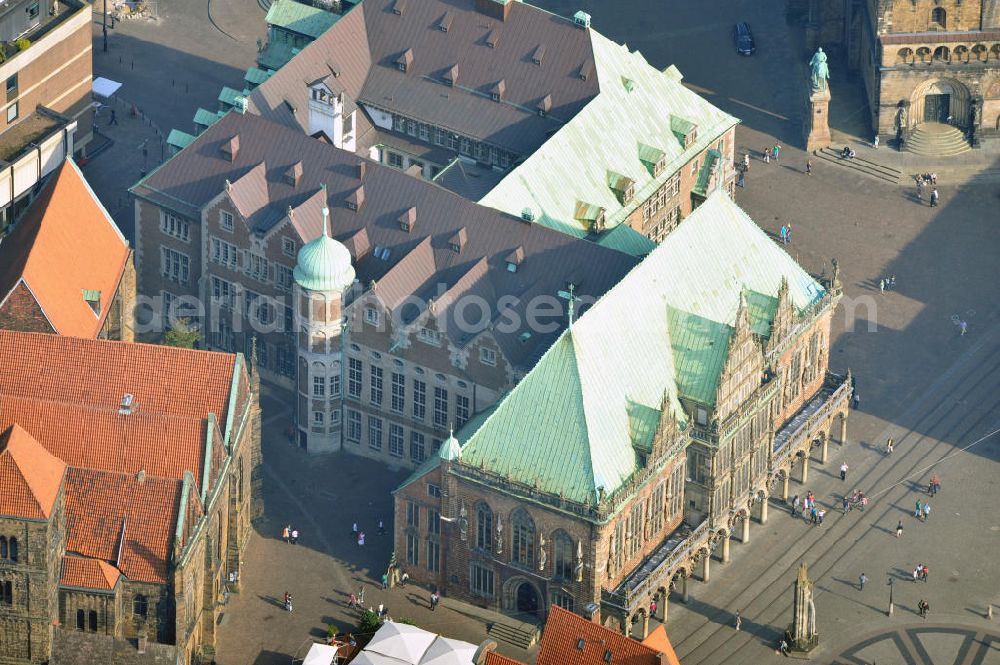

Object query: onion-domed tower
[293,186,355,452]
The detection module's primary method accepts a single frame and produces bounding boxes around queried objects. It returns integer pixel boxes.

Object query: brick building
[0,330,262,664]
[393,193,852,631]
[0,0,94,230]
[815,0,1000,145]
[130,111,637,462]
[246,0,738,246]
[0,159,135,340]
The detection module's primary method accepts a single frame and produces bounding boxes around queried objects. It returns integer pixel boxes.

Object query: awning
[301,643,340,665]
[92,77,122,98]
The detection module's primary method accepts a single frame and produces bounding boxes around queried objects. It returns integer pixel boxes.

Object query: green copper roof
[193,108,224,129]
[439,431,462,461]
[265,0,340,39]
[595,224,655,256]
[167,129,195,150]
[245,67,273,86]
[219,86,250,109]
[294,206,356,292]
[258,42,300,71]
[479,31,739,240]
[456,192,824,503]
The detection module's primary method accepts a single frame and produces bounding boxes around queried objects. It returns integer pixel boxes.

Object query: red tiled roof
[0,331,238,490]
[60,555,121,591]
[641,626,681,665]
[0,424,66,519]
[536,606,661,665]
[0,160,130,338]
[64,468,182,584]
[483,652,528,665]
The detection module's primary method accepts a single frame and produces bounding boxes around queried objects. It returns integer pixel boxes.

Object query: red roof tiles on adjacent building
[536,606,663,665]
[63,468,182,584]
[0,424,66,519]
[60,555,121,591]
[640,626,680,665]
[483,652,528,665]
[0,160,130,338]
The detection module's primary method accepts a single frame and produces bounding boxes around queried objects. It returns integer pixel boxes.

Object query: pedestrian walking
[743,153,750,171]
[889,275,896,289]
[921,564,929,582]
[381,573,388,590]
[859,573,868,590]
[879,278,885,294]
[378,520,386,535]
[378,602,384,618]
[959,320,968,336]
[780,639,790,656]
[873,134,879,149]
[843,496,850,513]
[886,437,894,454]
[930,172,938,185]
[734,610,742,631]
[917,179,925,201]
[358,586,365,604]
[840,462,849,481]
[817,508,826,525]
[930,188,939,207]
[430,591,440,611]
[791,495,800,517]
[291,528,299,544]
[806,159,812,175]
[913,566,921,582]
[896,520,904,538]
[109,109,118,125]
[284,592,293,612]
[281,525,289,543]
[922,502,930,521]
[929,474,941,496]
[915,499,922,519]
[773,144,781,161]
[400,572,409,587]
[763,147,771,163]
[352,522,358,538]
[810,505,818,525]
[918,599,929,618]
[348,592,358,608]
[852,391,860,409]
[649,600,657,616]
[358,531,366,546]
[780,225,788,244]
[737,171,746,188]
[785,223,793,244]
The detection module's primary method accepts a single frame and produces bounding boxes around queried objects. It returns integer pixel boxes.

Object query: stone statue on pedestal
[809,48,830,94]
[789,562,819,652]
[805,49,833,152]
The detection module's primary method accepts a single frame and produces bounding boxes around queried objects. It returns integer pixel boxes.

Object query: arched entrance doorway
[516,582,539,615]
[908,78,970,128]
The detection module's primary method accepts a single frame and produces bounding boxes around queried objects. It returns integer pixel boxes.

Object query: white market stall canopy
[92,77,122,98]
[301,643,340,665]
[360,623,477,665]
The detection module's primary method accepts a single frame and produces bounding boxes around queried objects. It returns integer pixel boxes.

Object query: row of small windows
[0,537,19,562]
[895,43,1000,65]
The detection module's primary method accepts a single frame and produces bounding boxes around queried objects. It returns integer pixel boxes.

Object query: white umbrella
[301,643,339,665]
[365,622,437,664]
[417,636,477,665]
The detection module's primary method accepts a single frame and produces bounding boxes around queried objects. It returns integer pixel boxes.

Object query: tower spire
[321,183,330,238]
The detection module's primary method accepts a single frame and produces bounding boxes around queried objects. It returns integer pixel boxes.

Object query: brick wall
[0,280,55,333]
[885,0,982,33]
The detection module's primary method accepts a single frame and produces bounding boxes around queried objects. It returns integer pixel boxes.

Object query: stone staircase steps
[488,620,539,649]
[814,148,903,184]
[905,123,970,157]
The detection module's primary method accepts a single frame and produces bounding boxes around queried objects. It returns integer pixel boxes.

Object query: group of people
[839,145,857,160]
[912,563,930,583]
[762,143,782,163]
[280,524,300,544]
[352,523,367,547]
[915,175,940,206]
[843,489,868,513]
[790,491,824,524]
[878,275,897,294]
[779,224,793,244]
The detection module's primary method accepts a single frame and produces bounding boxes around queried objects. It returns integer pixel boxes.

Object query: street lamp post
[102,0,108,52]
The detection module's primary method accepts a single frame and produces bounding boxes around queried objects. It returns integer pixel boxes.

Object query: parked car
[734,22,755,56]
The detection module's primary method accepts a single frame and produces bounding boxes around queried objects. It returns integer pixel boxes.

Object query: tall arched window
[511,509,535,567]
[9,537,17,563]
[134,594,148,618]
[552,531,574,579]
[932,7,947,29]
[0,581,10,605]
[76,609,85,631]
[88,610,98,632]
[476,503,492,552]
[0,537,6,559]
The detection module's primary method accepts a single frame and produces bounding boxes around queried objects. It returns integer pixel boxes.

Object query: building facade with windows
[826,0,1000,142]
[247,0,738,247]
[0,160,135,341]
[0,330,262,665]
[131,111,637,463]
[393,193,852,632]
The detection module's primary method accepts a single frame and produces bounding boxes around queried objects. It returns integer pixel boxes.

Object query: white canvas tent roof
[365,623,437,663]
[301,643,339,665]
[350,652,412,665]
[92,77,122,98]
[418,637,477,665]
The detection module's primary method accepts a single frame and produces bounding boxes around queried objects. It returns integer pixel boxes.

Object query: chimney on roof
[476,0,513,21]
[357,161,366,180]
[221,135,240,161]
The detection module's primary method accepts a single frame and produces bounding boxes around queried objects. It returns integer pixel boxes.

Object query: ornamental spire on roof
[321,183,330,238]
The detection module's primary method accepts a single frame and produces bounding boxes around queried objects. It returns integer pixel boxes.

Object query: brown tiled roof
[60,555,121,591]
[0,424,66,520]
[64,468,182,584]
[483,652,527,665]
[249,0,599,155]
[133,113,638,370]
[0,160,130,338]
[0,331,238,492]
[640,625,681,665]
[536,605,661,665]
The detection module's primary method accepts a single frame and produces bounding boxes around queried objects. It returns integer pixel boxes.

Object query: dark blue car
[734,22,755,56]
